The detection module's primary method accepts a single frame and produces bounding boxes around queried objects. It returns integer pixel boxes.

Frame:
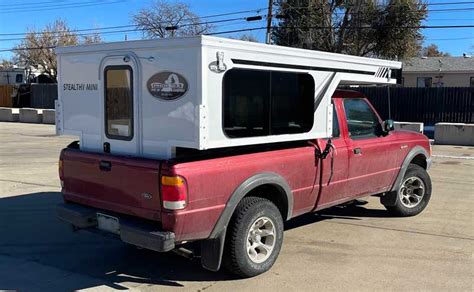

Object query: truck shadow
[286,201,391,231]
[0,192,235,291]
[0,192,390,291]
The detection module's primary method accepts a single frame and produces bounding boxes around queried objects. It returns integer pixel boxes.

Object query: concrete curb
[19,108,43,124]
[394,122,424,133]
[0,107,19,122]
[42,109,56,124]
[1,108,56,124]
[435,123,474,146]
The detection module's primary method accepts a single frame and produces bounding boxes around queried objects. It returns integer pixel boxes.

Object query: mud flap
[201,228,226,271]
[380,191,398,207]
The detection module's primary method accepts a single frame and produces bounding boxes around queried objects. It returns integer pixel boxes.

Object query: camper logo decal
[147,71,188,100]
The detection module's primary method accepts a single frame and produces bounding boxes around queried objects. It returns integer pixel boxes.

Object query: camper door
[101,58,139,155]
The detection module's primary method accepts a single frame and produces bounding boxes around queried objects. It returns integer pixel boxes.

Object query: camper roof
[56,35,401,73]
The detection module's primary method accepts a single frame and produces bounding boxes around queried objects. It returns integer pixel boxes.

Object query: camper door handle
[99,160,112,171]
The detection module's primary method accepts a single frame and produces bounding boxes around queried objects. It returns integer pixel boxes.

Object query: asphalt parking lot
[0,122,472,292]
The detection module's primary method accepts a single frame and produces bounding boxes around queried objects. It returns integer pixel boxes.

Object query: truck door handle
[353,148,362,155]
[99,160,112,171]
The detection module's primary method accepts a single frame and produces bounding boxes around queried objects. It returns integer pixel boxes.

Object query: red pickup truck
[57,90,432,277]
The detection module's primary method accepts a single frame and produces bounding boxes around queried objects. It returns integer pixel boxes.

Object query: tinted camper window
[105,66,133,140]
[15,74,23,83]
[223,69,314,138]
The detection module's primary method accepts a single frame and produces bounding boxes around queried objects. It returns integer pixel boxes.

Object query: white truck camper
[55,35,401,159]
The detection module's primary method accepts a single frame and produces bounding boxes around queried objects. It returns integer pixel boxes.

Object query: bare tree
[240,34,259,42]
[132,0,213,39]
[14,19,102,82]
[83,31,102,44]
[0,59,15,69]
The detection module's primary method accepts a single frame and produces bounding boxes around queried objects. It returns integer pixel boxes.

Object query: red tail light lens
[59,159,65,188]
[161,176,187,210]
[59,159,64,179]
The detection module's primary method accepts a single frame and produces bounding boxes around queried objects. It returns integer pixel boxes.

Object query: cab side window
[343,98,379,139]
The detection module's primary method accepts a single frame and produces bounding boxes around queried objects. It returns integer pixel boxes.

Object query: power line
[281,5,474,14]
[0,15,267,42]
[275,25,474,29]
[425,1,474,5]
[0,0,70,7]
[429,7,474,12]
[0,0,126,13]
[1,22,472,43]
[1,23,472,52]
[426,36,474,40]
[0,7,268,37]
[1,3,471,38]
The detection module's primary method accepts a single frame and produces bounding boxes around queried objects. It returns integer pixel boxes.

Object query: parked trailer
[0,68,25,86]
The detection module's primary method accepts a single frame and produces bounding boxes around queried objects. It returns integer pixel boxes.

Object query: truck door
[101,58,139,156]
[317,101,350,207]
[342,98,399,196]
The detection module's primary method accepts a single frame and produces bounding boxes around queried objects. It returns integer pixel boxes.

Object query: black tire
[223,196,284,278]
[384,164,432,217]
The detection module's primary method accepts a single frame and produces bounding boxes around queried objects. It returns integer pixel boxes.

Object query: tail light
[161,175,188,210]
[58,158,65,187]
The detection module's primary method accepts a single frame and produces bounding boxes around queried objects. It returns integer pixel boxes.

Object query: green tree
[273,0,427,59]
[14,19,101,82]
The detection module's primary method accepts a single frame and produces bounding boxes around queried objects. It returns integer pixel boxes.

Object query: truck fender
[382,146,430,206]
[201,172,293,271]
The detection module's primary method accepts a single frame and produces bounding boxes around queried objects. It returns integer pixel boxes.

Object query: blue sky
[0,0,473,60]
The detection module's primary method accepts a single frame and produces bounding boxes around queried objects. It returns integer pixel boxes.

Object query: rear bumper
[56,202,175,252]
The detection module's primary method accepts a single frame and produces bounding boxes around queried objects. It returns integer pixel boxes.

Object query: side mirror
[383,119,395,132]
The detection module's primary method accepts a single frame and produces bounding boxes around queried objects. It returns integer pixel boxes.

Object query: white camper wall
[140,46,202,157]
[57,39,204,158]
[201,44,335,149]
[58,53,103,152]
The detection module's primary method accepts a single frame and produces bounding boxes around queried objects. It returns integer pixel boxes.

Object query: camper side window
[105,66,133,140]
[223,69,314,138]
[15,74,23,83]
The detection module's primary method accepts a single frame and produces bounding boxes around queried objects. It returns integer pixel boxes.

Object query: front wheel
[383,164,432,217]
[223,197,284,278]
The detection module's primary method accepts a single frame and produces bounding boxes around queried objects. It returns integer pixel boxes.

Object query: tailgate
[60,149,162,221]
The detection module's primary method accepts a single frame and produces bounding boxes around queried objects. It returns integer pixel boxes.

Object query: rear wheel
[383,164,432,217]
[223,197,284,278]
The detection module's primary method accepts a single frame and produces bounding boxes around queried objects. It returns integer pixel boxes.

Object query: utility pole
[266,0,273,44]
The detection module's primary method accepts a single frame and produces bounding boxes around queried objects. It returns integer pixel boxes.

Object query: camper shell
[0,67,25,85]
[55,35,401,159]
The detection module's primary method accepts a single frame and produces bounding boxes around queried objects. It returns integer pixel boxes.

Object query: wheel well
[245,184,288,221]
[410,154,427,169]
